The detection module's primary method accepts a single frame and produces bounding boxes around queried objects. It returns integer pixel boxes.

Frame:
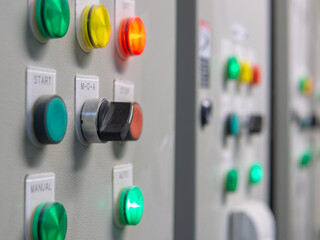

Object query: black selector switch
[81,98,143,143]
[201,99,213,126]
[97,101,132,141]
[248,115,263,134]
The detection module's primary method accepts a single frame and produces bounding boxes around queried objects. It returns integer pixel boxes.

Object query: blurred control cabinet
[272,0,317,239]
[312,0,320,238]
[0,0,176,239]
[175,0,274,239]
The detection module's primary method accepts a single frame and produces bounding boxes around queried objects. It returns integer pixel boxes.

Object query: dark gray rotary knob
[80,99,143,143]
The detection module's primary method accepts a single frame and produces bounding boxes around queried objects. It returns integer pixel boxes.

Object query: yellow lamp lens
[82,5,111,49]
[240,61,253,83]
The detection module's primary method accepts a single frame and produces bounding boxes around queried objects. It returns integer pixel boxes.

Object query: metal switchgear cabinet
[0,0,176,239]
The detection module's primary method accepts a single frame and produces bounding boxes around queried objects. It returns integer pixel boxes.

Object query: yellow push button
[240,61,253,83]
[82,5,111,50]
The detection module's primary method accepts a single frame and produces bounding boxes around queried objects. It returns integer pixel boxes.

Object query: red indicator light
[119,17,146,58]
[252,65,261,85]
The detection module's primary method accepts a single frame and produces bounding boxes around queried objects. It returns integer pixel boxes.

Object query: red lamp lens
[120,17,146,58]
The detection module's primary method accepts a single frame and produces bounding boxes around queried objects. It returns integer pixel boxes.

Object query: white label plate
[113,79,134,102]
[25,173,55,240]
[75,75,99,145]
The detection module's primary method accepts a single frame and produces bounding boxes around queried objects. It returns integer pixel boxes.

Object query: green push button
[249,163,264,184]
[226,169,238,192]
[226,56,241,80]
[299,149,313,167]
[227,113,240,136]
[35,0,70,39]
[119,186,144,225]
[32,202,68,240]
[33,95,68,144]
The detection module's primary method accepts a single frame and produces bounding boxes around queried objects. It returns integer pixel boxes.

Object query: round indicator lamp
[249,163,264,184]
[226,169,238,192]
[119,186,144,225]
[240,61,253,83]
[252,65,261,85]
[35,0,70,39]
[32,202,68,240]
[119,16,146,58]
[226,56,241,80]
[299,77,313,96]
[82,5,111,50]
[33,95,68,144]
[299,149,313,167]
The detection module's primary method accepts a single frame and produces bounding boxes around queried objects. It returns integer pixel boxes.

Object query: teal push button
[226,113,240,136]
[33,95,67,144]
[119,186,144,226]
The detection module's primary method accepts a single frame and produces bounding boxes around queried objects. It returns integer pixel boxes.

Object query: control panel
[175,0,274,239]
[273,0,317,239]
[0,0,176,239]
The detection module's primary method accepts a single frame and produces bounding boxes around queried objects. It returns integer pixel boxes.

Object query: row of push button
[31,94,143,145]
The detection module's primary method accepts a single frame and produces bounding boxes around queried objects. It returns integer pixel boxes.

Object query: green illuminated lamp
[299,149,313,167]
[249,163,264,184]
[32,202,68,240]
[226,169,238,192]
[226,56,241,80]
[35,0,70,39]
[119,186,144,225]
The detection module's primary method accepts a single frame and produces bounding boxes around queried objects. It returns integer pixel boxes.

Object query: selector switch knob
[248,115,263,134]
[33,95,68,144]
[32,202,68,240]
[201,99,213,126]
[81,99,143,143]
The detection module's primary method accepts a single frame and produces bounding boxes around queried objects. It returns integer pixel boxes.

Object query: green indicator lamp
[118,186,144,226]
[299,150,313,167]
[32,202,68,240]
[226,169,238,192]
[226,56,241,80]
[249,163,264,184]
[35,0,70,39]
